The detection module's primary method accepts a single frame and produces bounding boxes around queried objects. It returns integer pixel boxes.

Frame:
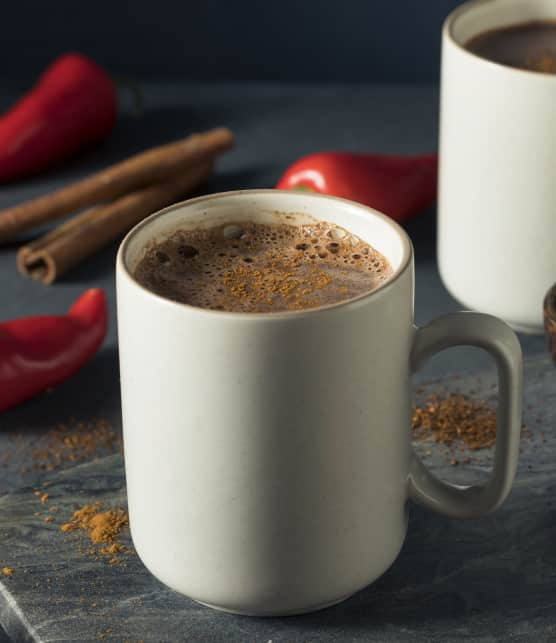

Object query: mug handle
[409,312,523,518]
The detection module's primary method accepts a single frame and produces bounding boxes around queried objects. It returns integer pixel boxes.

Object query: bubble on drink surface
[223,224,244,240]
[330,227,347,241]
[177,244,199,259]
[156,250,170,264]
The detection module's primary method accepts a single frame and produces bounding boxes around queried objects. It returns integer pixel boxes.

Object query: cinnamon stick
[17,160,213,284]
[0,128,233,242]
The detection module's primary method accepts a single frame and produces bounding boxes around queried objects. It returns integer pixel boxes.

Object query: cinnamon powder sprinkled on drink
[221,261,334,310]
[525,52,556,73]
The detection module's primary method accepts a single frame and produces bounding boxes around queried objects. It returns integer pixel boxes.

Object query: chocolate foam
[133,220,393,313]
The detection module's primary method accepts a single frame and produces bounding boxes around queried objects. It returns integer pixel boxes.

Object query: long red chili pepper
[0,53,117,183]
[276,152,438,223]
[0,288,108,413]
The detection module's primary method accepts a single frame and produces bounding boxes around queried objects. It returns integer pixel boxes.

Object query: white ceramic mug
[439,0,556,334]
[116,190,523,616]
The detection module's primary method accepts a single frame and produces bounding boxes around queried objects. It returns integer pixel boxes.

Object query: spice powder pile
[412,393,498,450]
[16,419,121,473]
[61,503,129,564]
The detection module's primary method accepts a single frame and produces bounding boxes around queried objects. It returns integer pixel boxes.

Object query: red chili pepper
[276,152,438,223]
[0,53,117,183]
[0,288,108,412]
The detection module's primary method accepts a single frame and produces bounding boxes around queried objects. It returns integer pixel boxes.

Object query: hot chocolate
[466,20,556,74]
[133,220,393,312]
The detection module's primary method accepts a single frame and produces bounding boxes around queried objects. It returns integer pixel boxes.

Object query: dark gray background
[3,0,462,86]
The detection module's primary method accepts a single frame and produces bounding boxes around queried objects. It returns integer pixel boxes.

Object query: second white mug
[438,0,556,334]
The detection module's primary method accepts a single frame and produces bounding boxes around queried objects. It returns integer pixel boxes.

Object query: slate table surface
[0,83,550,642]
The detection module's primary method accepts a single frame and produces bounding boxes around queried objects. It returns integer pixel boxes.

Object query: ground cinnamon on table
[61,503,128,544]
[12,418,121,473]
[412,393,498,450]
[60,502,129,564]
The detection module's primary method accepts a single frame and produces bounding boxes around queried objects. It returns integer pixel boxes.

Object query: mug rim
[443,0,556,81]
[117,189,413,320]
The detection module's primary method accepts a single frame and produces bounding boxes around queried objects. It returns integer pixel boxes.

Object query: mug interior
[449,0,556,45]
[121,190,411,293]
